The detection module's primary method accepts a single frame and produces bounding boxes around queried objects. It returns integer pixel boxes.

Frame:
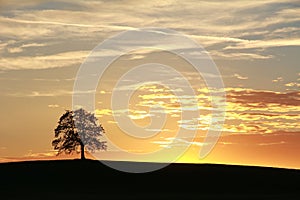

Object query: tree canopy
[52,108,107,159]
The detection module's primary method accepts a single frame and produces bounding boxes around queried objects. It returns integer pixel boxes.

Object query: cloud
[145,128,172,132]
[233,73,248,80]
[190,34,250,47]
[48,104,59,108]
[285,82,300,88]
[152,137,206,148]
[0,50,88,70]
[224,38,300,50]
[128,112,152,120]
[24,150,57,157]
[7,90,73,97]
[222,88,300,134]
[95,109,114,117]
[226,88,300,106]
[96,86,299,134]
[7,43,47,53]
[210,51,274,60]
[0,0,299,69]
[217,131,300,150]
[257,141,286,146]
[1,16,109,28]
[272,77,283,83]
[7,47,22,53]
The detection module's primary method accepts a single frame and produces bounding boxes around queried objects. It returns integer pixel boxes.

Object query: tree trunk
[80,143,85,160]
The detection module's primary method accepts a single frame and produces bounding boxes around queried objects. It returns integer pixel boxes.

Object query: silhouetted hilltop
[0,159,299,199]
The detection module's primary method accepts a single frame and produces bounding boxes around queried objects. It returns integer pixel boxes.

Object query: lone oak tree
[52,108,107,159]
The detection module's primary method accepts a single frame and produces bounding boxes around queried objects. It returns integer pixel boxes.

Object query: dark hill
[0,159,299,199]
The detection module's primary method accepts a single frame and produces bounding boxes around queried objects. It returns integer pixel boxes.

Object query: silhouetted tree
[52,108,107,160]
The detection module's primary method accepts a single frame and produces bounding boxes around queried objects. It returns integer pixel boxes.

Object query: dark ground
[0,159,299,199]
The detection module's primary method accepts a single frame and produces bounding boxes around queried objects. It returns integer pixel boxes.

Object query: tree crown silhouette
[52,108,107,159]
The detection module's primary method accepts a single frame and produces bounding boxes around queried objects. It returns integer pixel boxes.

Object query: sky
[0,0,299,169]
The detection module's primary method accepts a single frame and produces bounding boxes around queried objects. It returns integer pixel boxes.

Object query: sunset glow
[0,0,299,170]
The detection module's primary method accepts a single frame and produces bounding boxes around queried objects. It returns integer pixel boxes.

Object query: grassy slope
[0,159,299,199]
